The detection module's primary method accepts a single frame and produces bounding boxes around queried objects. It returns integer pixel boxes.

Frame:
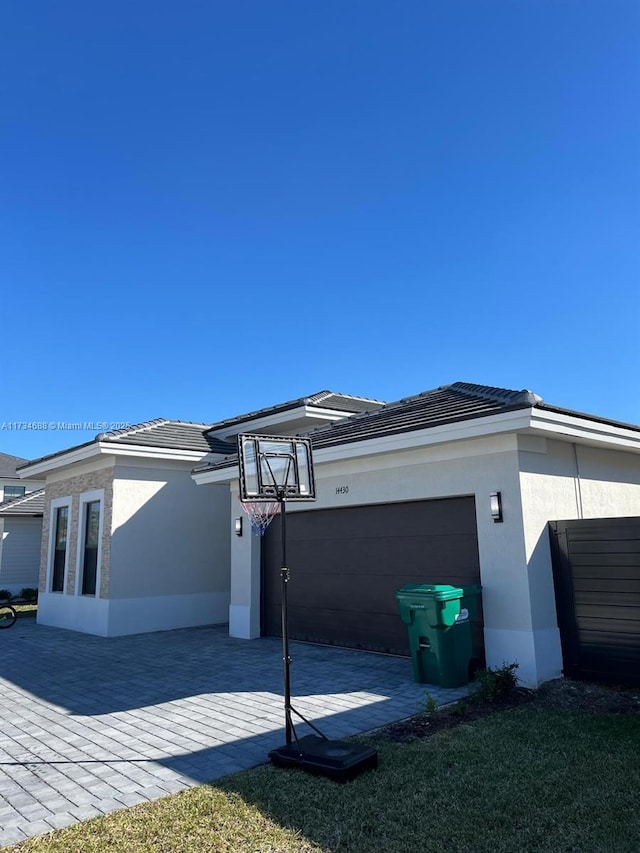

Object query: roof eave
[528,408,640,451]
[106,444,214,463]
[192,406,640,486]
[192,407,537,485]
[208,403,369,441]
[17,442,104,478]
[19,440,214,479]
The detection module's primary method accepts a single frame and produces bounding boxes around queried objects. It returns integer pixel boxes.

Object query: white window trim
[74,488,105,598]
[46,496,73,594]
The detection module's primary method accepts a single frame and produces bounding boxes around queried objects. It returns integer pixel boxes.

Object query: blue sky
[2,1,639,461]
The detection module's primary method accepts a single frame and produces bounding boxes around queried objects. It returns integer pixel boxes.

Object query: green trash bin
[395,583,482,687]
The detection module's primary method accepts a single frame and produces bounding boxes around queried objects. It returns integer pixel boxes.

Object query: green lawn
[13,707,640,853]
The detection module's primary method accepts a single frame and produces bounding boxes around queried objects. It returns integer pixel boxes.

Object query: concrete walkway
[0,619,468,847]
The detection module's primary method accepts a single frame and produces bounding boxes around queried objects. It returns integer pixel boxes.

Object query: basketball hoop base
[269,734,378,783]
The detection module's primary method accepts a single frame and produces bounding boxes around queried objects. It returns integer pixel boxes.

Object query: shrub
[0,589,12,602]
[424,693,438,714]
[20,588,38,603]
[471,662,519,704]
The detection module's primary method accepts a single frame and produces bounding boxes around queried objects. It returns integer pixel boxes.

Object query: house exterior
[193,382,640,688]
[0,453,46,595]
[0,489,45,595]
[0,452,44,503]
[17,393,383,637]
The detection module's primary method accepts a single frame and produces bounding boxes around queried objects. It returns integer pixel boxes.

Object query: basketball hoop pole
[277,486,294,744]
[238,435,377,779]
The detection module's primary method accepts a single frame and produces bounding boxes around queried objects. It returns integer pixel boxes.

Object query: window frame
[75,489,104,598]
[46,496,72,594]
[3,485,26,502]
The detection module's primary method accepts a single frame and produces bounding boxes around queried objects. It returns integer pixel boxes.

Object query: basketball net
[239,500,281,536]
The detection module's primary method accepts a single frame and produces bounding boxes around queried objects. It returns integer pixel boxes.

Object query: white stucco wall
[108,460,230,633]
[38,455,231,637]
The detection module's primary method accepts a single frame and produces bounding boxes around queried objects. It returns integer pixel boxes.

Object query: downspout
[572,443,584,519]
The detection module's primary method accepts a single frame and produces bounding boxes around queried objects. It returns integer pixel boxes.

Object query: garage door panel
[281,571,420,615]
[265,569,483,621]
[275,535,480,578]
[285,498,478,541]
[265,605,416,655]
[263,498,483,657]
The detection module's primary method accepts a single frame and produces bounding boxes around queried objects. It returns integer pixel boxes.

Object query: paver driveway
[0,619,468,847]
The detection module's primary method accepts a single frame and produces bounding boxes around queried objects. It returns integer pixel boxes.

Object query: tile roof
[18,391,379,471]
[0,452,30,478]
[308,382,543,450]
[19,420,236,470]
[194,382,544,473]
[0,489,45,516]
[98,419,236,454]
[205,391,384,434]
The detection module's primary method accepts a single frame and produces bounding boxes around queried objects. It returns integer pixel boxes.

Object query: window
[51,506,69,593]
[3,485,25,502]
[80,500,101,596]
[47,497,71,594]
[74,489,104,599]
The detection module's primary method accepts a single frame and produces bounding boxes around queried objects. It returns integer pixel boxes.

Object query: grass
[12,707,640,853]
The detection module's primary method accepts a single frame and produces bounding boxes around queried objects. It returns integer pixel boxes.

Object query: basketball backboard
[238,434,316,501]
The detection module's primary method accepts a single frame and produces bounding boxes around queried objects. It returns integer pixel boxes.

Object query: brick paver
[0,620,467,846]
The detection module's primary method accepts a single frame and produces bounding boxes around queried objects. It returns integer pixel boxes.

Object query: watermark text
[1,421,131,432]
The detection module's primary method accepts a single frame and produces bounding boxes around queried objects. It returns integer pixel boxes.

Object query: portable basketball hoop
[237,434,377,782]
[239,501,281,535]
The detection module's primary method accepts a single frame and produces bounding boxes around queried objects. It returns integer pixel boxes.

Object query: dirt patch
[534,677,640,714]
[374,678,640,743]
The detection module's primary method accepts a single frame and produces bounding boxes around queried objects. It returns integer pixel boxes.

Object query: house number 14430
[335,485,349,495]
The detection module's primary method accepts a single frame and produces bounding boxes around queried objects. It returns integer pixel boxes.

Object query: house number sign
[335,485,349,495]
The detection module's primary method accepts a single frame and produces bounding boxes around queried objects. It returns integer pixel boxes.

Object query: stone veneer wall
[39,466,114,598]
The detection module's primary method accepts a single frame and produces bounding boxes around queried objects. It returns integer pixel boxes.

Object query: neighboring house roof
[0,452,30,479]
[0,489,45,517]
[194,381,640,474]
[204,390,384,435]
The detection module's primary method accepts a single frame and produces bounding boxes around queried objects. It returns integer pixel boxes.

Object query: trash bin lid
[395,583,464,602]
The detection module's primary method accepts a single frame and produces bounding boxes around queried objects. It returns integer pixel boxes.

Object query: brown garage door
[262,497,482,656]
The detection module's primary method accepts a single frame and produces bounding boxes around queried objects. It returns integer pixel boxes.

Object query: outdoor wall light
[490,492,503,523]
[234,517,243,536]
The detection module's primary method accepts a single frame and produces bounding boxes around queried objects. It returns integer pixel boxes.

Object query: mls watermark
[1,421,131,432]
